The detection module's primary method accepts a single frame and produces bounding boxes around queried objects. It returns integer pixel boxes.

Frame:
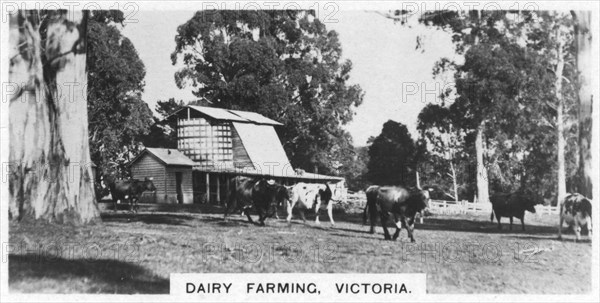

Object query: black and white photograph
[1,1,598,300]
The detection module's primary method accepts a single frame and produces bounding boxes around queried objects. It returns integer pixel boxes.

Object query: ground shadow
[331,211,559,237]
[507,234,593,244]
[412,217,558,235]
[101,213,194,226]
[9,254,169,294]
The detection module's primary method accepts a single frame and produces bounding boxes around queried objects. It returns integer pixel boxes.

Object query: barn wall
[231,126,253,169]
[165,166,194,204]
[130,154,165,203]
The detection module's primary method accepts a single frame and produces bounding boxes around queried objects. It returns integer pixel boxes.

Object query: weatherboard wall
[130,153,165,203]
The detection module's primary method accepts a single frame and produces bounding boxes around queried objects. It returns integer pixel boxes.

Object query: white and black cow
[559,193,593,242]
[286,183,334,226]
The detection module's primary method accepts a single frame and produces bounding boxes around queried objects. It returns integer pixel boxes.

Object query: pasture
[9,200,591,294]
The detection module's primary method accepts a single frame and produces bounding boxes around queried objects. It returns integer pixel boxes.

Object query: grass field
[8,202,592,294]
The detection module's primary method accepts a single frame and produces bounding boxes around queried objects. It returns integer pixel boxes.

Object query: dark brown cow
[105,176,156,213]
[490,193,538,231]
[559,193,593,242]
[364,185,431,242]
[224,177,289,226]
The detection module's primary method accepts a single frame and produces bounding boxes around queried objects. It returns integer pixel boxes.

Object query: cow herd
[223,177,335,227]
[102,174,593,243]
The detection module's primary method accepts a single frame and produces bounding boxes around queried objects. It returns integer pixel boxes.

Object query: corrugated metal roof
[183,105,282,126]
[188,106,250,122]
[228,110,283,126]
[232,122,292,174]
[142,148,196,166]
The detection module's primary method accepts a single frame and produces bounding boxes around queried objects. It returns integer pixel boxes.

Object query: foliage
[339,146,370,191]
[171,10,364,175]
[367,120,417,186]
[87,11,154,179]
[403,11,581,202]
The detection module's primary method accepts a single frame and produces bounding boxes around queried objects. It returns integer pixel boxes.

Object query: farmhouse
[130,105,345,204]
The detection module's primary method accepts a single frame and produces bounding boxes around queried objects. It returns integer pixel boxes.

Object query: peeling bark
[572,11,593,199]
[9,10,99,224]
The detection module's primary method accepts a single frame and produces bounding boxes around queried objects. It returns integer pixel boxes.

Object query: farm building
[129,147,196,204]
[130,105,346,204]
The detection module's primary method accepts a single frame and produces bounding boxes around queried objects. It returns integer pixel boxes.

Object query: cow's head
[255,179,281,217]
[521,196,537,214]
[273,184,290,208]
[142,177,157,192]
[411,188,431,213]
[318,184,333,205]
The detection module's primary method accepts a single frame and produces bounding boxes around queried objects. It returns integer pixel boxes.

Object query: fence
[428,200,559,216]
[344,193,560,216]
[428,200,488,215]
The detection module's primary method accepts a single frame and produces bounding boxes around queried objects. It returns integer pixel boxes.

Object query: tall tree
[9,10,99,224]
[87,11,154,178]
[417,104,470,201]
[382,10,501,203]
[171,10,364,175]
[571,11,594,199]
[367,121,417,186]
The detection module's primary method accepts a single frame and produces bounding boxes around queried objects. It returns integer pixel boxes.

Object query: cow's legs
[256,207,266,226]
[300,209,307,224]
[327,203,335,226]
[244,206,255,224]
[496,215,502,230]
[558,215,564,239]
[573,223,581,242]
[392,214,402,240]
[224,198,237,220]
[404,216,416,242]
[509,217,513,231]
[286,201,294,225]
[379,212,392,240]
[314,201,321,225]
[368,203,378,234]
[587,216,593,238]
[519,215,525,231]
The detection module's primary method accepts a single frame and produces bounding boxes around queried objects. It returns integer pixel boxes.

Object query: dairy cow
[286,183,334,226]
[224,177,289,226]
[364,185,431,242]
[559,193,593,242]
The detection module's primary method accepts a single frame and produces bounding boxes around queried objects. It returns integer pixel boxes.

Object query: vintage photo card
[1,0,599,301]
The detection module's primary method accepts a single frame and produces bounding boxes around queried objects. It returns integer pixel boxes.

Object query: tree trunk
[572,11,594,199]
[475,122,489,203]
[450,161,458,202]
[555,33,567,204]
[9,10,99,224]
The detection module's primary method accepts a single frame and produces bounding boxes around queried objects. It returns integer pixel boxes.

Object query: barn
[129,147,196,204]
[131,105,346,204]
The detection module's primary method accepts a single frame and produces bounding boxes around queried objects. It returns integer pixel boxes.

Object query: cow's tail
[365,186,379,228]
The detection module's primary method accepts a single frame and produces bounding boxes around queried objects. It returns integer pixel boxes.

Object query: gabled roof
[170,105,283,126]
[228,109,283,126]
[131,148,196,167]
[232,122,291,172]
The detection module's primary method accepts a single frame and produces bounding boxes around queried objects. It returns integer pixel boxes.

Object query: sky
[121,10,458,146]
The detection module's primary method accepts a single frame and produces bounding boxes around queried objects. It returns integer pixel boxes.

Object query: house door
[176,172,183,204]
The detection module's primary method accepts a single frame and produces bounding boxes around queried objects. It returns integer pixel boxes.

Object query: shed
[130,147,196,204]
